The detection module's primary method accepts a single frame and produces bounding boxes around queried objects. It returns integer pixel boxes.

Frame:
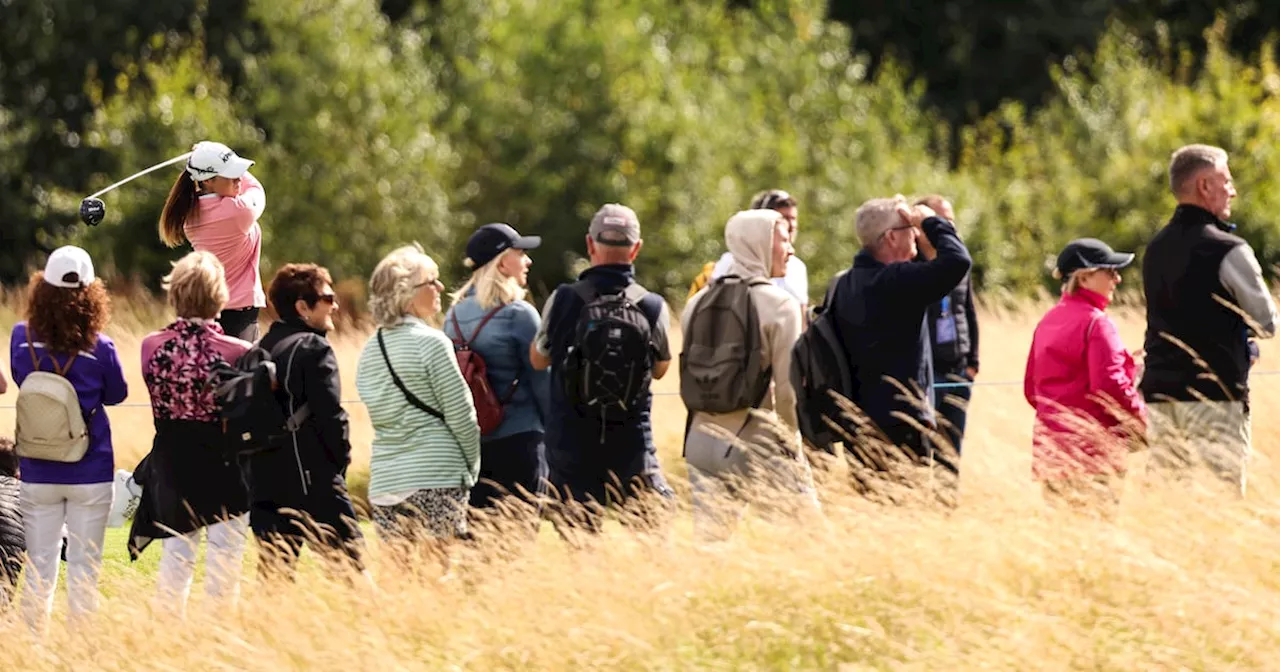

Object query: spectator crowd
[0,141,1273,632]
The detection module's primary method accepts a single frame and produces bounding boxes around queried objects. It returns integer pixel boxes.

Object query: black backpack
[561,281,655,428]
[210,333,312,456]
[791,273,857,453]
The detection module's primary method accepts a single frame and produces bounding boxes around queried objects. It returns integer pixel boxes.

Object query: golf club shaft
[87,151,194,199]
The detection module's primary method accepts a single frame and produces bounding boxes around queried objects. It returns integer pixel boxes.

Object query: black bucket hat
[1055,238,1135,277]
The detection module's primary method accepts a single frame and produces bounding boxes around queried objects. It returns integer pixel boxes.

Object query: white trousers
[688,457,820,542]
[156,515,249,616]
[20,481,114,631]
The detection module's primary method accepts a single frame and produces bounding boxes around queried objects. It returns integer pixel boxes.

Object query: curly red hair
[24,272,111,354]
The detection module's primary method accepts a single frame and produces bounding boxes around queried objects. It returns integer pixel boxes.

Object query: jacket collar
[579,263,636,283]
[276,316,327,337]
[398,315,430,328]
[1172,204,1234,233]
[167,317,224,334]
[1065,287,1110,311]
[852,249,882,269]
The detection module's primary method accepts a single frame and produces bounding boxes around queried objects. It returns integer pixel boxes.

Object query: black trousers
[932,364,973,455]
[250,475,365,577]
[546,466,675,540]
[469,431,547,509]
[217,307,261,343]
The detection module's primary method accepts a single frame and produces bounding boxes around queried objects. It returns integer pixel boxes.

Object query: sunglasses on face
[315,293,338,305]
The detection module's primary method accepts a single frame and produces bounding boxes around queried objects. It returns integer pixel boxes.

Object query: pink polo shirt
[184,171,267,310]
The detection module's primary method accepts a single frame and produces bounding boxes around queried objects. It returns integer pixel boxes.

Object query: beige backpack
[15,333,90,463]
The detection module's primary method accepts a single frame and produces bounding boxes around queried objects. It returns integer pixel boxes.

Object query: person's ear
[295,298,311,319]
[586,236,596,256]
[630,240,644,261]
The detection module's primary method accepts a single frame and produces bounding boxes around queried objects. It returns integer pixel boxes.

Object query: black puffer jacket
[0,474,23,589]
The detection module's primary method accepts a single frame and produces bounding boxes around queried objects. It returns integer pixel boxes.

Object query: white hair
[368,243,439,327]
[855,195,907,249]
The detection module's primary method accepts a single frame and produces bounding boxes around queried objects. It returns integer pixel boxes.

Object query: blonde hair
[1054,268,1096,296]
[451,248,526,310]
[164,251,229,319]
[368,243,440,328]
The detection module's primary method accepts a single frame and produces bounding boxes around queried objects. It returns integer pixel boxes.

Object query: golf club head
[80,197,106,226]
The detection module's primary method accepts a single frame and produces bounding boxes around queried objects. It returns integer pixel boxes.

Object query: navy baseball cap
[465,223,541,268]
[1055,238,1134,277]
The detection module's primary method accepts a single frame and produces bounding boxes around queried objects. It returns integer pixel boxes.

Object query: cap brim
[219,157,255,179]
[1098,252,1135,269]
[512,235,541,250]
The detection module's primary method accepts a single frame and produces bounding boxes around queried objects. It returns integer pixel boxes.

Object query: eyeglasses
[413,277,443,290]
[315,293,337,305]
[879,225,913,240]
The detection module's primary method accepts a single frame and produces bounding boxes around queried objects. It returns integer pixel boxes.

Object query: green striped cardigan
[355,316,480,498]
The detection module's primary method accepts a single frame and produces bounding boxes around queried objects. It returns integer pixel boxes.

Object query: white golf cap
[44,246,96,288]
[185,141,255,181]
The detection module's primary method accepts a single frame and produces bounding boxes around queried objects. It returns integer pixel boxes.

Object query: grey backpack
[679,275,772,414]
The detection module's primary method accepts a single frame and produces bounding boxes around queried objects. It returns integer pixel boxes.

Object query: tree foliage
[4,0,1280,303]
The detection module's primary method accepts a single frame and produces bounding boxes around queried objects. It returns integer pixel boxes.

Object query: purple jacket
[9,323,128,485]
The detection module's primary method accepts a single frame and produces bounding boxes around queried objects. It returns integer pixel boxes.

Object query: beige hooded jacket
[682,209,805,476]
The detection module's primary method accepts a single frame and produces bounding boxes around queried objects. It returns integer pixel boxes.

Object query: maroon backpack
[450,306,518,436]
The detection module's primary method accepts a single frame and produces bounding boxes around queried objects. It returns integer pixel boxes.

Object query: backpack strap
[622,283,649,303]
[26,330,37,370]
[452,305,520,401]
[284,404,312,432]
[715,273,771,288]
[26,329,78,376]
[449,310,465,347]
[459,305,506,347]
[571,280,597,304]
[377,329,445,422]
[274,332,314,433]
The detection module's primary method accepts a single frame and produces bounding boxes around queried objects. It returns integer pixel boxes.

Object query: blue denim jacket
[444,294,550,441]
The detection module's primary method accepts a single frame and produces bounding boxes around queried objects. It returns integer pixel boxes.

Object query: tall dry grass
[1,294,1279,669]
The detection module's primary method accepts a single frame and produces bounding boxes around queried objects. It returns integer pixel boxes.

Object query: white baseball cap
[44,246,96,288]
[185,141,255,181]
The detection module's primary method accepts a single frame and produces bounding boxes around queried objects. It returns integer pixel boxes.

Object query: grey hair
[1169,144,1229,196]
[368,243,439,328]
[855,195,907,249]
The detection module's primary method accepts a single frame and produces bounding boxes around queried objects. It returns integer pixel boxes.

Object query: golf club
[78,151,193,226]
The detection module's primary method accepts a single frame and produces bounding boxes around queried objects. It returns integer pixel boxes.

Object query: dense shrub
[12,2,1280,302]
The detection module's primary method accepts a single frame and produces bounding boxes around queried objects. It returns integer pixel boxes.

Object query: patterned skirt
[371,487,469,541]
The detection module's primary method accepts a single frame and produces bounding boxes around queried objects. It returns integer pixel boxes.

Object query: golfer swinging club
[158,141,267,341]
